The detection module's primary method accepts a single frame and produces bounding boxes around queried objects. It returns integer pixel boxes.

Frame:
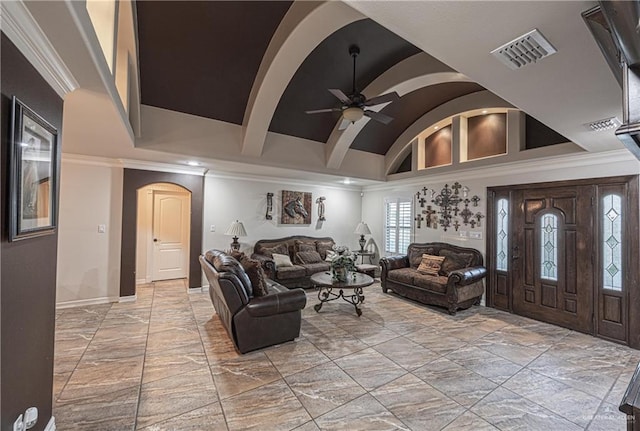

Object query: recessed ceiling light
[343,178,352,185]
[187,161,200,166]
[482,110,488,114]
[434,126,439,130]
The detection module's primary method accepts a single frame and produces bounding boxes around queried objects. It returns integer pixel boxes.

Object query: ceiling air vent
[585,117,621,132]
[491,29,557,70]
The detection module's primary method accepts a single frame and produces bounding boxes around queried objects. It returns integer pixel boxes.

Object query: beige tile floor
[53,279,640,430]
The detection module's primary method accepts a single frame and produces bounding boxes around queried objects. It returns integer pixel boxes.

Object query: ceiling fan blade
[364,110,394,125]
[328,89,351,104]
[338,117,351,131]
[364,91,400,106]
[305,108,341,114]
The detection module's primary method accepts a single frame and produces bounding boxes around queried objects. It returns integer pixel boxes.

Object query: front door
[152,191,190,281]
[511,185,594,333]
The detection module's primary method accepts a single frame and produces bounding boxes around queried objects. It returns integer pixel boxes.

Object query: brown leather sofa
[380,242,486,315]
[251,236,335,288]
[199,249,307,353]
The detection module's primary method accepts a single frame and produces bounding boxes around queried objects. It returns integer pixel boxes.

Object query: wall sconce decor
[266,192,273,220]
[225,220,247,251]
[416,183,483,232]
[316,196,326,221]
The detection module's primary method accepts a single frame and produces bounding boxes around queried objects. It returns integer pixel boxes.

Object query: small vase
[333,265,348,282]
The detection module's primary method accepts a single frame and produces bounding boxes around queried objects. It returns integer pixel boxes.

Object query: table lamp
[354,222,371,252]
[225,220,247,251]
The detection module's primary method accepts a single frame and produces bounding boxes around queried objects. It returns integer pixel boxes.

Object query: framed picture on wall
[9,96,60,241]
[281,190,312,224]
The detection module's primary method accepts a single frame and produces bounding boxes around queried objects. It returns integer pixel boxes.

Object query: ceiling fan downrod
[349,44,360,97]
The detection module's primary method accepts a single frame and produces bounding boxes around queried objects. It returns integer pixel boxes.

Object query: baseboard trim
[56,296,118,309]
[45,416,56,431]
[119,294,138,303]
[188,286,208,294]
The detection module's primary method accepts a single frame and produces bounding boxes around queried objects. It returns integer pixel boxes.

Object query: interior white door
[152,191,190,281]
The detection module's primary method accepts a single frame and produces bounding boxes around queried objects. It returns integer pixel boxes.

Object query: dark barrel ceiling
[269,18,421,143]
[135,1,568,159]
[136,1,292,124]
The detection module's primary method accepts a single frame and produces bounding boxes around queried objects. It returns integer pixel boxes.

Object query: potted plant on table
[330,245,356,282]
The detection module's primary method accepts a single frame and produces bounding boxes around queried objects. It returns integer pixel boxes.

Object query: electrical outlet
[210,225,216,232]
[98,224,106,233]
[459,230,468,237]
[469,231,483,240]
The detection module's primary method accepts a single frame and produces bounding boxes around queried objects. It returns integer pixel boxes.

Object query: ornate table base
[313,285,365,316]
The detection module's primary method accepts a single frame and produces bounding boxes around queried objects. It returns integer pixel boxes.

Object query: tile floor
[53,279,640,430]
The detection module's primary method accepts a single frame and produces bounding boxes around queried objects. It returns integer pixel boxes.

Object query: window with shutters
[384,198,412,254]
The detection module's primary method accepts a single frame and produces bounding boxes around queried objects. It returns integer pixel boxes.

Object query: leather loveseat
[380,242,487,315]
[199,249,307,353]
[251,236,335,288]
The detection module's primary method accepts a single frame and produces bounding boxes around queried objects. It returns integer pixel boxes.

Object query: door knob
[153,238,158,242]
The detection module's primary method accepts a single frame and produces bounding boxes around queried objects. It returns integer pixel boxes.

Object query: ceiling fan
[305,44,400,130]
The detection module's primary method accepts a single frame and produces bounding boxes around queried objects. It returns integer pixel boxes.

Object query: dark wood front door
[511,185,594,333]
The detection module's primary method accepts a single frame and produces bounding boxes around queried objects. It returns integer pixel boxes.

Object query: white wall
[363,150,640,259]
[56,157,123,306]
[202,173,364,257]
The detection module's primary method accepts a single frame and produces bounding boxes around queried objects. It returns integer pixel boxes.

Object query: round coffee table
[310,271,374,316]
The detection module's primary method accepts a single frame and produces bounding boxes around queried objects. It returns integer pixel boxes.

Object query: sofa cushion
[440,249,476,276]
[408,246,437,268]
[387,268,417,285]
[413,274,448,294]
[294,241,318,264]
[324,250,337,262]
[273,253,294,268]
[239,256,269,297]
[276,265,306,280]
[316,240,335,260]
[302,262,330,276]
[296,251,323,264]
[417,254,445,276]
[257,243,288,258]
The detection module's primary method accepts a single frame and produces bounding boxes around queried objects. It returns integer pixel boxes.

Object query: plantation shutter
[384,198,412,254]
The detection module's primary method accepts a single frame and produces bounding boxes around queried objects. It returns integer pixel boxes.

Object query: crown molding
[1,0,78,98]
[365,149,639,192]
[62,153,123,168]
[119,159,208,176]
[204,170,365,192]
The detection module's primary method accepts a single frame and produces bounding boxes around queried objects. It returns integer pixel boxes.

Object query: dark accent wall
[467,113,507,160]
[1,33,63,431]
[424,126,452,168]
[120,169,204,296]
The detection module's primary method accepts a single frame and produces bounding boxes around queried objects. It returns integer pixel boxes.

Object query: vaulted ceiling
[18,0,625,183]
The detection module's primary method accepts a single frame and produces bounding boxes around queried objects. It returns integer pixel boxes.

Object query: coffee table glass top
[310,271,374,288]
[310,272,374,316]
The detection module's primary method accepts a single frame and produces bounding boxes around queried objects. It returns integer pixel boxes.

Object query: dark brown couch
[200,249,307,353]
[251,236,335,288]
[380,242,486,315]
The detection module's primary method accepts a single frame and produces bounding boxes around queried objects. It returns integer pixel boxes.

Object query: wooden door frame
[486,175,639,349]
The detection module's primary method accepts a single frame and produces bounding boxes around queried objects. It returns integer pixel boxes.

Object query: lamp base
[358,235,366,252]
[230,236,240,252]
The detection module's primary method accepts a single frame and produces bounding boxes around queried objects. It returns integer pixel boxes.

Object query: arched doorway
[136,183,191,284]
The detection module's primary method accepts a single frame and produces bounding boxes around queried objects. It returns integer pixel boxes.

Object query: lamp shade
[343,106,364,122]
[225,220,247,237]
[354,222,371,235]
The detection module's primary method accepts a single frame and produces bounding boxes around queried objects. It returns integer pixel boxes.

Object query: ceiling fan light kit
[343,106,364,122]
[304,44,400,128]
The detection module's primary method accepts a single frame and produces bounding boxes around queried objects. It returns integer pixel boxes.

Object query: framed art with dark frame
[9,96,60,241]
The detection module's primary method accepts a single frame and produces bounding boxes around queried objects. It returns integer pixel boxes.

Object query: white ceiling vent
[491,29,557,70]
[584,117,621,132]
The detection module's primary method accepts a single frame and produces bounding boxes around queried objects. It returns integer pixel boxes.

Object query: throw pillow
[316,240,334,260]
[230,250,245,262]
[239,256,269,297]
[259,243,288,258]
[272,253,294,268]
[324,249,337,262]
[417,254,445,276]
[294,240,317,263]
[296,251,323,264]
[439,249,475,276]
